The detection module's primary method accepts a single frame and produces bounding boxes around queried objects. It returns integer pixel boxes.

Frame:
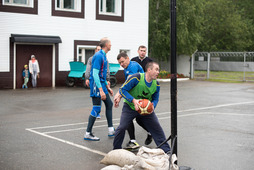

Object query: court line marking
[26,128,107,156]
[28,100,254,131]
[25,100,254,157]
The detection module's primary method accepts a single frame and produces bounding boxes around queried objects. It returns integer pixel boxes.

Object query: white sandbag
[136,146,169,170]
[170,154,179,170]
[101,165,122,170]
[100,149,140,167]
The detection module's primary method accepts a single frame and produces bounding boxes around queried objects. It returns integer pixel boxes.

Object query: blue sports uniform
[113,73,171,153]
[124,61,144,80]
[86,49,113,134]
[90,50,108,97]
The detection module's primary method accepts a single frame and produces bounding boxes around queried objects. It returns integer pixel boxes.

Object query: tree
[149,0,204,61]
[198,0,253,51]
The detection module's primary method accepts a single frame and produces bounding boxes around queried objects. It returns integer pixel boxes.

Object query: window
[0,0,37,14]
[3,0,33,7]
[119,49,130,57]
[78,47,95,64]
[96,0,124,22]
[52,0,84,18]
[100,0,120,16]
[74,40,99,62]
[56,0,77,11]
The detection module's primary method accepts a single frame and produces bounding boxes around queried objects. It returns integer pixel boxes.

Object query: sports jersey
[119,73,160,110]
[124,61,144,80]
[89,50,108,97]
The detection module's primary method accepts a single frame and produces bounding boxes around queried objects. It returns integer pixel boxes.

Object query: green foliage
[149,0,254,61]
[149,0,204,61]
[198,0,253,51]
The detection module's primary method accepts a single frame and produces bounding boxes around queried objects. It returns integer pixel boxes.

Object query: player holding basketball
[113,62,171,153]
[114,52,152,150]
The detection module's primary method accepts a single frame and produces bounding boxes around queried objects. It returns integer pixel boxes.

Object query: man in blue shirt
[113,62,171,153]
[84,38,115,141]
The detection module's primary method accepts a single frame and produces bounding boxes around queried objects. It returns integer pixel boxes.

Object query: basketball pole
[170,0,177,158]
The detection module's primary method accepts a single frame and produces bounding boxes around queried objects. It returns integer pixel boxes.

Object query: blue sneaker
[84,133,100,141]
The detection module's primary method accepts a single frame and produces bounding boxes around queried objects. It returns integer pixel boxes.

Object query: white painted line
[26,128,107,156]
[30,118,120,130]
[176,101,254,113]
[44,123,120,134]
[157,78,189,82]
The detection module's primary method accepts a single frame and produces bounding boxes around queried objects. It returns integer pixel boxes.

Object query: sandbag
[101,165,122,170]
[100,149,140,167]
[170,154,179,170]
[137,146,169,170]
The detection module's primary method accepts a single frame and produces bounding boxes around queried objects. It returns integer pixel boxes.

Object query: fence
[191,52,254,82]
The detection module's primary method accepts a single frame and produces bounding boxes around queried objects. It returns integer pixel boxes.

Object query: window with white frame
[100,0,122,16]
[78,47,95,64]
[3,0,33,7]
[119,49,130,57]
[56,0,81,12]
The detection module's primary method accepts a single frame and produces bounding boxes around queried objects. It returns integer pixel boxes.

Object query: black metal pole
[170,0,177,157]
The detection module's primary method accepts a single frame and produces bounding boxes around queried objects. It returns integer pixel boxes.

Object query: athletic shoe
[145,134,153,145]
[84,133,100,141]
[108,129,115,137]
[126,141,140,149]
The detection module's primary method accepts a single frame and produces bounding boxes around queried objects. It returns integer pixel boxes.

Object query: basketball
[138,99,153,115]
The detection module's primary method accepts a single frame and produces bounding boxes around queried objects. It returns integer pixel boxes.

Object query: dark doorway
[16,44,53,88]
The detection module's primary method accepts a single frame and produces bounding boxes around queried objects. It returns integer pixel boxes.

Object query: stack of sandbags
[100,146,179,170]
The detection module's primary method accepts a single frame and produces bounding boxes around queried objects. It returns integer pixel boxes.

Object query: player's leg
[113,103,138,150]
[84,97,101,141]
[136,117,153,145]
[126,122,140,149]
[102,94,115,137]
[139,112,171,153]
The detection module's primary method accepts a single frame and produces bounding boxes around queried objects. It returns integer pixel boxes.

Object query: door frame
[13,42,56,89]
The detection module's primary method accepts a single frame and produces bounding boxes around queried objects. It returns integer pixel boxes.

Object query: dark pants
[113,103,170,153]
[127,117,148,140]
[86,94,113,133]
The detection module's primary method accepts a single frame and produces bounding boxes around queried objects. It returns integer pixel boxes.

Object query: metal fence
[190,52,254,82]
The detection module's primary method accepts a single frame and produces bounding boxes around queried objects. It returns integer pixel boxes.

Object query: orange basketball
[138,99,153,115]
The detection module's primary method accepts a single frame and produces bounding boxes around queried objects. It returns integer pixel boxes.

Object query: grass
[194,71,254,83]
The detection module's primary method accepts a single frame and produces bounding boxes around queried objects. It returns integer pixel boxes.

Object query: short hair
[95,45,101,50]
[99,37,110,48]
[138,45,147,50]
[117,52,128,60]
[145,61,159,71]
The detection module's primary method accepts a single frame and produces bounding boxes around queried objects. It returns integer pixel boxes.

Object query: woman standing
[29,55,40,88]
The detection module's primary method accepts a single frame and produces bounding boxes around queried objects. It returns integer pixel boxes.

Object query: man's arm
[151,81,160,109]
[85,57,92,79]
[119,73,140,102]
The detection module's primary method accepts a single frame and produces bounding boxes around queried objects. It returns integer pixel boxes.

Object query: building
[0,0,149,89]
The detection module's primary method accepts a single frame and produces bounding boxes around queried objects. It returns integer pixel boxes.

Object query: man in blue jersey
[114,52,153,149]
[84,37,115,141]
[85,45,110,119]
[113,62,171,153]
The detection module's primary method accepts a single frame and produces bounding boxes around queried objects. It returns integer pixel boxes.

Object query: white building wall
[0,0,148,71]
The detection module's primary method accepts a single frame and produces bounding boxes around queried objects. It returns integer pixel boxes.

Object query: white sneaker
[84,133,100,141]
[108,129,115,137]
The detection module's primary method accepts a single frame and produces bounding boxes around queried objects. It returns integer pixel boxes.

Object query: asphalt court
[26,101,254,169]
[1,80,254,170]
